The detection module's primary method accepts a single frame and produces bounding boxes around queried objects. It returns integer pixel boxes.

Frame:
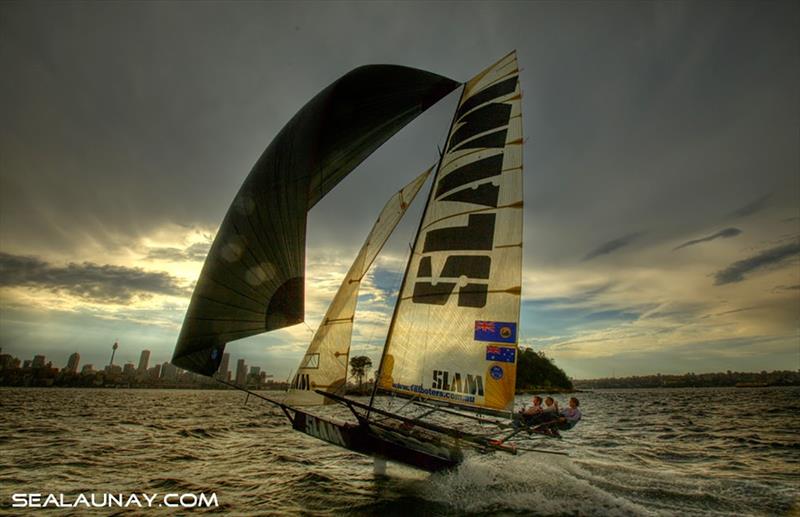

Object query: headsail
[171,66,458,376]
[378,52,523,412]
[286,168,432,405]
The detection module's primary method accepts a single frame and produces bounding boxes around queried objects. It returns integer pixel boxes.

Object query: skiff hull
[291,410,463,472]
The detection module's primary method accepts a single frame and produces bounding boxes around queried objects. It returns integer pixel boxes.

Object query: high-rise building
[105,364,122,375]
[249,366,261,376]
[149,364,161,379]
[0,353,13,370]
[161,362,178,381]
[138,350,151,373]
[81,364,94,374]
[235,359,247,385]
[32,355,46,368]
[216,353,230,380]
[66,352,80,373]
[123,363,135,376]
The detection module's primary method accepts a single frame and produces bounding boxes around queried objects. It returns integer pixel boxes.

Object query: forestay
[378,51,523,412]
[286,168,432,405]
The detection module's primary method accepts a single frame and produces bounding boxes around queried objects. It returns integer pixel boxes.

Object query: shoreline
[2,383,798,391]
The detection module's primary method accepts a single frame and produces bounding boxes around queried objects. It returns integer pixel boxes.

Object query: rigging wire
[353,180,430,412]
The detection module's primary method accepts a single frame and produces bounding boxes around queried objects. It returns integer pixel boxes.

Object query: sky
[1,1,798,380]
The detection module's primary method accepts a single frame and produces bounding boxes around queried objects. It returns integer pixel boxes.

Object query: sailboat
[173,52,557,472]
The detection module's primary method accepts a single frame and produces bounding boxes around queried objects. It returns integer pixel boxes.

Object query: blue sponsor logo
[490,365,504,380]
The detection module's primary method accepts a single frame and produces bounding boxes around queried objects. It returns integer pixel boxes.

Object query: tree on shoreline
[349,356,372,390]
[515,348,573,391]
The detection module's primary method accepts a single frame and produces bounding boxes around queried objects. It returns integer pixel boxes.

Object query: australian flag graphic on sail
[474,320,517,343]
[486,345,516,363]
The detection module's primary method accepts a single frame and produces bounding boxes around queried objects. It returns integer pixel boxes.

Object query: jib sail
[286,168,431,405]
[377,52,523,412]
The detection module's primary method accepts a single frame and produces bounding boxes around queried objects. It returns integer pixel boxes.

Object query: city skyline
[0,345,274,382]
[1,2,798,380]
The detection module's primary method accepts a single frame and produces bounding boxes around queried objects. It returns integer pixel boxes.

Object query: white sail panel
[379,52,523,411]
[286,168,432,405]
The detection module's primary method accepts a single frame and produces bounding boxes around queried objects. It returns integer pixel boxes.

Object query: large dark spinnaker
[172,65,458,376]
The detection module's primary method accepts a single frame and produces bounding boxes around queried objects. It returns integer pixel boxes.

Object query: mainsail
[286,167,432,406]
[377,51,523,412]
[171,66,458,376]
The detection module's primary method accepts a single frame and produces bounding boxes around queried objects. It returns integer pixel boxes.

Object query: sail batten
[378,52,523,412]
[285,168,432,406]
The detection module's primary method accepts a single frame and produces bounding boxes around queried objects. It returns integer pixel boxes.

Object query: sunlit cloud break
[146,242,210,262]
[673,227,742,251]
[713,241,800,285]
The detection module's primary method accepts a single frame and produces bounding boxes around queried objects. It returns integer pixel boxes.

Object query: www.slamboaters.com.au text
[11,492,218,509]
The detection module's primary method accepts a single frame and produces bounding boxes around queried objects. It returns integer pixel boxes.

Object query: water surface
[0,387,797,515]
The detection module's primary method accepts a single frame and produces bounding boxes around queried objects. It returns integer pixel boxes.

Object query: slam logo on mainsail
[412,75,518,308]
[431,369,484,396]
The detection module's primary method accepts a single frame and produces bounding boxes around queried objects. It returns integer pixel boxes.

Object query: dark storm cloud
[673,227,742,251]
[582,233,643,261]
[729,194,772,218]
[0,1,469,254]
[1,1,798,263]
[713,242,800,285]
[146,242,210,262]
[0,252,189,302]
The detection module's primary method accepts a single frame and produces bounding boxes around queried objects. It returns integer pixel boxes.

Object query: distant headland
[515,348,574,392]
[574,370,800,389]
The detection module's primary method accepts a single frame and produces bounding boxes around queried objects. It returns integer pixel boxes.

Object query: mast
[367,84,469,415]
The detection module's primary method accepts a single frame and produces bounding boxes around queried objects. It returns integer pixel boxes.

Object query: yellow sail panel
[379,53,523,411]
[286,168,432,406]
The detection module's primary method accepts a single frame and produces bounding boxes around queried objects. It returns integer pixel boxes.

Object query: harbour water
[0,386,798,515]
